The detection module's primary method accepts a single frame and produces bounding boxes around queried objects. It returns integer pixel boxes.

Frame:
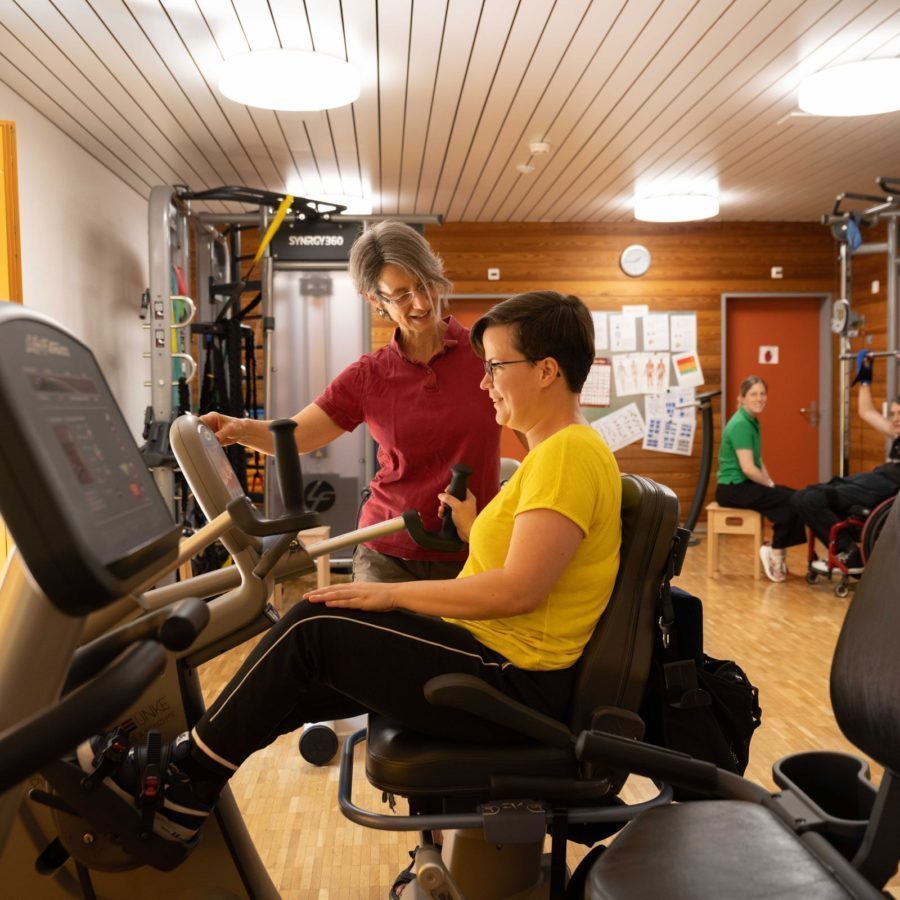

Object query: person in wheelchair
[79,290,623,846]
[792,351,900,576]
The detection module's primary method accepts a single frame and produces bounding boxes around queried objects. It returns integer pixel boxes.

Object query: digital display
[28,371,98,396]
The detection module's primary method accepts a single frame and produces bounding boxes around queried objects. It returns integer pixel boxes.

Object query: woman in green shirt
[715,376,806,582]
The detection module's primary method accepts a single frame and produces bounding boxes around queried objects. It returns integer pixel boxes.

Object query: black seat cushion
[365,716,576,796]
[588,801,855,900]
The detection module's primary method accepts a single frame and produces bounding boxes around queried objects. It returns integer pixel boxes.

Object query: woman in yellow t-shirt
[79,291,622,845]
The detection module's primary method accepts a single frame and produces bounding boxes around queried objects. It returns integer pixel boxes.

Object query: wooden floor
[197,531,897,899]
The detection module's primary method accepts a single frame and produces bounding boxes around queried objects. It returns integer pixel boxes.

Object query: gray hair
[348,221,452,303]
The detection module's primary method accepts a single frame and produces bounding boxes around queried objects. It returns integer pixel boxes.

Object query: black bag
[642,585,762,777]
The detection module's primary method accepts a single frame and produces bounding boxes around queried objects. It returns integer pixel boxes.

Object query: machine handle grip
[439,463,473,543]
[63,597,210,693]
[270,419,306,514]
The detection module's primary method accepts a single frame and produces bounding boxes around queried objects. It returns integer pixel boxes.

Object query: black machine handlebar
[64,597,210,694]
[226,419,321,536]
[401,463,473,553]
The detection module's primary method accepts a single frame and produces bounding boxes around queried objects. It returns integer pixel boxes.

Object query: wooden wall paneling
[420,221,835,520]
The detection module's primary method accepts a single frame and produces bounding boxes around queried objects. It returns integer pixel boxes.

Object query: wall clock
[620,244,651,277]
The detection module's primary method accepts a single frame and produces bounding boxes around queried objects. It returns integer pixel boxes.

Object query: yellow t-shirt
[445,424,621,670]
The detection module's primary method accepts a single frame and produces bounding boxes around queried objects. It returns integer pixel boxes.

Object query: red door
[725,297,821,489]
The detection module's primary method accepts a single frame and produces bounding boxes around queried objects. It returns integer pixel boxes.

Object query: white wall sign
[758,345,779,365]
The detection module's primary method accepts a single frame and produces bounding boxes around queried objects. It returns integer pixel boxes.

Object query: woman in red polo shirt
[201,221,501,582]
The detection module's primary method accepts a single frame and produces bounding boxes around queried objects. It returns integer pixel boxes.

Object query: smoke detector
[516,162,536,174]
[528,141,551,155]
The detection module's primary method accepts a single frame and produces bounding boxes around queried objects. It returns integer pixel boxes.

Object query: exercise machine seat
[587,801,861,899]
[365,474,680,801]
[587,487,900,899]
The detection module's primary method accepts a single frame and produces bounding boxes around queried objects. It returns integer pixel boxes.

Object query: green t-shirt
[445,425,622,671]
[717,406,761,485]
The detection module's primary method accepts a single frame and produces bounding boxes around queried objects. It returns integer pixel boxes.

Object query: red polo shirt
[315,316,501,561]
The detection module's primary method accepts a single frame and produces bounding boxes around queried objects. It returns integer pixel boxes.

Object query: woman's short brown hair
[471,291,595,392]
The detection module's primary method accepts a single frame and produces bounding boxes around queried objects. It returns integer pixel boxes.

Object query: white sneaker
[759,544,786,583]
[810,558,830,575]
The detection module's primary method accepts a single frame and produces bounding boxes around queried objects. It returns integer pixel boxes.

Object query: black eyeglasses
[373,283,430,308]
[483,358,535,383]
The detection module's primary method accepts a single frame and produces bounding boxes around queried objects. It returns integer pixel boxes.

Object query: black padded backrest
[566,474,680,733]
[831,496,900,772]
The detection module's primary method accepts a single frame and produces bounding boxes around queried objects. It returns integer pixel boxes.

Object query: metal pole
[260,205,276,518]
[887,218,898,429]
[838,241,852,477]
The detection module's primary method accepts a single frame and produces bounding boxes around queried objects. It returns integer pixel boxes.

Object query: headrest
[831,497,900,771]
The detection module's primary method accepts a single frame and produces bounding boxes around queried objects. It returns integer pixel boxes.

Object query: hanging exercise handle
[439,463,474,543]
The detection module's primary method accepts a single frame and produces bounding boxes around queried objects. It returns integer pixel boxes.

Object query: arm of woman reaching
[199,402,345,454]
[858,383,895,438]
[304,508,584,619]
[736,449,775,487]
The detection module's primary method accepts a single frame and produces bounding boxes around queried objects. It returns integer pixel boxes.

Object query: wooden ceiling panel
[0,0,897,220]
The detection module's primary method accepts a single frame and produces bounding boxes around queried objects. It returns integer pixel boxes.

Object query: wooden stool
[298,525,332,589]
[705,503,762,579]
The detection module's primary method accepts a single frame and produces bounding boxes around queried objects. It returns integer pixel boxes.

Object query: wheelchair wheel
[835,579,850,599]
[861,497,895,563]
[806,570,818,585]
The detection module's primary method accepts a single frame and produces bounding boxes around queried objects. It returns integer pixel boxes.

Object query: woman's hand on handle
[199,412,246,447]
[438,488,477,543]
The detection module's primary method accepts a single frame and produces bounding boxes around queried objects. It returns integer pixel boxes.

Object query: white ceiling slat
[443,0,586,219]
[513,0,736,223]
[371,0,412,214]
[451,0,593,221]
[394,0,448,216]
[1,1,180,187]
[162,0,283,191]
[50,0,217,189]
[412,0,486,215]
[490,0,697,222]
[582,0,869,221]
[301,0,358,201]
[427,0,521,217]
[0,52,150,197]
[0,15,165,190]
[653,0,900,211]
[554,0,781,223]
[0,0,898,222]
[595,0,893,222]
[585,0,817,223]
[127,0,271,190]
[472,0,629,222]
[87,0,240,186]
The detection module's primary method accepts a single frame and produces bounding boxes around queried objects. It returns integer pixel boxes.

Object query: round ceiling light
[634,193,719,222]
[798,59,900,116]
[219,49,360,111]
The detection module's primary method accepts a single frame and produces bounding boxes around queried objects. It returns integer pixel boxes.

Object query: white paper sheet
[592,403,646,452]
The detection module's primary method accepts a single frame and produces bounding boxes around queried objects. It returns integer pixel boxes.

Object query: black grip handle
[439,463,473,542]
[575,731,720,794]
[270,419,305,514]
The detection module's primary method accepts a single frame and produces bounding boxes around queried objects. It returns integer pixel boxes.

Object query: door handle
[799,401,819,427]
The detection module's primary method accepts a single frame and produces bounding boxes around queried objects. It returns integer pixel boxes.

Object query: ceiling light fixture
[798,58,900,116]
[634,192,719,222]
[516,162,535,174]
[219,49,360,111]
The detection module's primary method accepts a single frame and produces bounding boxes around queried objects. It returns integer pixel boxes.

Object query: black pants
[195,601,576,769]
[715,481,806,549]
[791,471,900,552]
